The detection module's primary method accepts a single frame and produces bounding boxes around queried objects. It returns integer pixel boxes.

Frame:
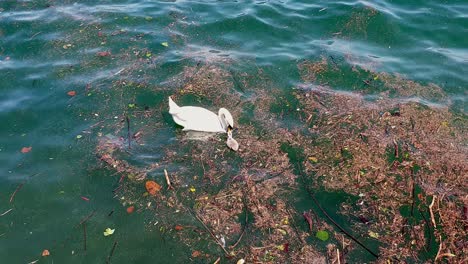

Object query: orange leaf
[126,206,135,214]
[21,146,32,153]
[145,180,161,196]
[175,225,184,231]
[42,249,50,256]
[67,90,76,96]
[191,250,201,258]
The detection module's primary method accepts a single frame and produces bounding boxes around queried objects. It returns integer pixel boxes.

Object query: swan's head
[218,108,234,132]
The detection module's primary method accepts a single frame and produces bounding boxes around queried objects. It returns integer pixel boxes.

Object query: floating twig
[189,208,230,255]
[435,235,443,262]
[337,248,341,264]
[78,210,96,226]
[106,241,118,264]
[9,182,25,203]
[429,195,437,228]
[30,31,42,40]
[0,208,13,216]
[126,116,131,149]
[303,211,313,232]
[164,169,173,190]
[9,173,40,203]
[418,208,432,252]
[329,55,339,68]
[393,139,399,158]
[230,196,249,249]
[83,223,87,251]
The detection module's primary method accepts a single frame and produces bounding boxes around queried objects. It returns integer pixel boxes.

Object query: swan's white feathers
[168,97,229,133]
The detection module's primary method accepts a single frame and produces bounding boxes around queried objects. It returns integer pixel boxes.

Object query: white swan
[168,97,234,133]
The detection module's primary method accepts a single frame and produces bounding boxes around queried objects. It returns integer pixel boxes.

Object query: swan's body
[168,97,234,133]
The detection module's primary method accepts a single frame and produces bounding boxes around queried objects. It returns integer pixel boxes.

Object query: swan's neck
[218,114,228,131]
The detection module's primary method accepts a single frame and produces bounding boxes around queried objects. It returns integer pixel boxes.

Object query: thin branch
[106,241,118,264]
[0,208,13,216]
[435,235,443,262]
[126,116,131,149]
[9,173,40,203]
[78,210,96,226]
[164,169,173,190]
[189,208,230,256]
[83,223,87,251]
[10,183,25,203]
[429,195,437,228]
[230,196,249,249]
[296,161,379,258]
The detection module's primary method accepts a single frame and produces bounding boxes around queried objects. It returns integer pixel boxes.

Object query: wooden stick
[0,208,13,216]
[438,253,456,259]
[9,182,25,203]
[429,195,437,228]
[435,235,443,262]
[9,173,41,203]
[30,31,42,40]
[393,139,399,158]
[106,241,118,264]
[337,248,341,264]
[164,169,173,190]
[78,210,96,226]
[230,228,245,249]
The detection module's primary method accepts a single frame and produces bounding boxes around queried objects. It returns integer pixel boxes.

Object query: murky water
[0,1,466,263]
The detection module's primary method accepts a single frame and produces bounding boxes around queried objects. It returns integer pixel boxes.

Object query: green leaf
[161,42,169,47]
[128,103,135,108]
[76,135,82,139]
[316,230,329,241]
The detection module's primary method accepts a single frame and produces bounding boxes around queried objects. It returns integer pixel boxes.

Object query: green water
[0,0,466,263]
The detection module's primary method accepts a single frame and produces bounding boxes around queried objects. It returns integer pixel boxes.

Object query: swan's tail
[168,97,180,114]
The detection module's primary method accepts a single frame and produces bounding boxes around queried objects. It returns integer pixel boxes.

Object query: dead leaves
[145,180,161,196]
[191,250,201,258]
[126,206,135,214]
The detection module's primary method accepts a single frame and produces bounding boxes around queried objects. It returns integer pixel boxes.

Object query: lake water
[0,1,466,263]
